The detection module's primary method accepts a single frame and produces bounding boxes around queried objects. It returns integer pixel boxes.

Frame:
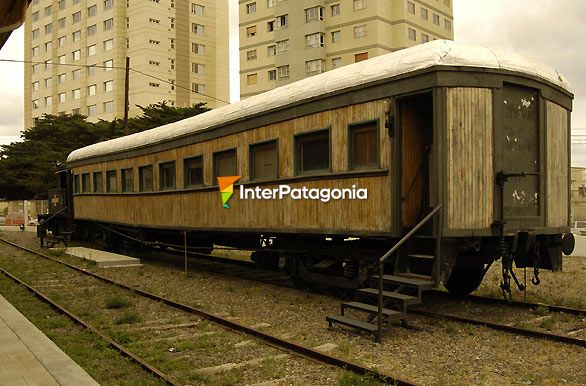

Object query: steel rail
[0,237,418,386]
[0,268,181,386]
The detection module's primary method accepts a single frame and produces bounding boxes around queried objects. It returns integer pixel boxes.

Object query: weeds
[114,311,140,325]
[338,371,383,386]
[105,296,132,309]
[533,305,549,316]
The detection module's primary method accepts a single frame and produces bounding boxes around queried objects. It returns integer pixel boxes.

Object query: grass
[105,295,132,309]
[114,311,140,325]
[533,305,549,316]
[338,371,385,386]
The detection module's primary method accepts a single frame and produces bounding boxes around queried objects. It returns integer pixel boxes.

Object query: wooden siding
[546,100,569,227]
[446,87,494,229]
[72,100,393,234]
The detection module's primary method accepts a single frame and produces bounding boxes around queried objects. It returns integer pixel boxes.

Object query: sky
[1,0,586,160]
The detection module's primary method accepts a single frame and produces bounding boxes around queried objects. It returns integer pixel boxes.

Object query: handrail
[376,205,442,342]
[39,206,68,227]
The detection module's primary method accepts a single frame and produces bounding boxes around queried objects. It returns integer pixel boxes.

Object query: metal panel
[446,87,493,229]
[546,100,569,227]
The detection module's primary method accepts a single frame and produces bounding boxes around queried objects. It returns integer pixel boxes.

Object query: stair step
[408,254,435,260]
[357,288,419,304]
[326,315,378,332]
[397,272,434,281]
[342,302,404,319]
[413,235,436,240]
[371,274,434,289]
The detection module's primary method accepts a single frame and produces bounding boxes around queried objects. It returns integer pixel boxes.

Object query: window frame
[348,119,380,170]
[106,170,117,193]
[249,139,279,181]
[294,128,331,176]
[183,155,204,188]
[213,148,238,182]
[81,173,91,193]
[93,171,103,193]
[138,164,154,192]
[159,161,176,191]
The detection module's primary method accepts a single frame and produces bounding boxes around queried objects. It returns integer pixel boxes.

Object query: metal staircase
[327,206,441,342]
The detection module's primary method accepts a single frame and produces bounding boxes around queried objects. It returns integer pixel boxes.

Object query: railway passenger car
[44,40,574,297]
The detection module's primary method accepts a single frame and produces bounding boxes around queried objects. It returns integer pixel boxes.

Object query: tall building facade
[24,0,229,129]
[239,0,454,98]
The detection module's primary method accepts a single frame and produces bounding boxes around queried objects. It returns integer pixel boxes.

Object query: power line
[0,58,231,105]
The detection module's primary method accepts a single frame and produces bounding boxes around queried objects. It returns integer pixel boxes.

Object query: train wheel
[444,264,486,296]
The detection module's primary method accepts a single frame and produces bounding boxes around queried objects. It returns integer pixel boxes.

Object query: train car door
[398,93,433,230]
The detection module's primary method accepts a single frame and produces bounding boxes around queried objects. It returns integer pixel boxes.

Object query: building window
[58,73,66,84]
[88,5,97,16]
[331,30,340,43]
[191,83,204,94]
[422,33,429,43]
[32,99,40,109]
[407,1,415,14]
[350,120,378,169]
[191,3,204,15]
[276,39,288,54]
[305,32,324,48]
[45,77,52,88]
[73,89,81,99]
[88,84,97,96]
[81,173,91,193]
[104,18,114,30]
[192,23,204,35]
[58,0,65,10]
[106,170,117,192]
[32,46,40,56]
[104,0,114,10]
[305,6,324,23]
[250,141,278,180]
[87,24,97,36]
[332,57,342,69]
[45,96,52,106]
[192,63,204,74]
[276,14,288,29]
[353,0,366,11]
[104,38,114,50]
[32,11,39,22]
[104,59,113,71]
[295,130,330,174]
[138,165,153,192]
[58,92,66,103]
[331,4,340,16]
[408,28,416,41]
[45,42,52,53]
[246,49,257,61]
[32,29,40,39]
[267,45,276,56]
[72,11,81,23]
[72,49,81,61]
[421,7,428,20]
[32,81,39,91]
[71,69,80,80]
[45,5,52,16]
[247,73,257,85]
[87,44,96,56]
[159,161,176,190]
[93,172,103,193]
[72,30,81,41]
[277,65,289,79]
[246,2,256,14]
[72,108,80,115]
[433,14,440,25]
[121,168,133,192]
[267,20,274,32]
[213,149,237,179]
[246,25,256,37]
[87,104,97,116]
[44,60,52,70]
[192,43,204,54]
[32,64,39,74]
[268,69,276,81]
[88,65,97,76]
[44,23,52,35]
[305,59,325,75]
[184,156,203,187]
[74,175,80,193]
[104,80,113,91]
[58,18,65,29]
[445,19,452,31]
[354,24,367,38]
[58,35,65,46]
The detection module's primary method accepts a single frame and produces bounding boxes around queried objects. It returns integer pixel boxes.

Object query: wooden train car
[59,40,574,295]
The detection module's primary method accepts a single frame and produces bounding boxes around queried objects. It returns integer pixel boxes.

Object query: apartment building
[239,0,454,98]
[24,0,229,129]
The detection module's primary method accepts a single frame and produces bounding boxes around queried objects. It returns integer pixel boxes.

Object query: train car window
[159,161,176,190]
[106,170,117,193]
[250,141,278,180]
[81,173,91,193]
[93,171,103,193]
[139,165,153,192]
[214,149,237,180]
[184,156,203,187]
[121,168,134,192]
[295,130,330,174]
[73,174,80,193]
[350,120,379,169]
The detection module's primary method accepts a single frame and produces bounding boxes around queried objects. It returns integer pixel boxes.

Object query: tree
[0,102,210,200]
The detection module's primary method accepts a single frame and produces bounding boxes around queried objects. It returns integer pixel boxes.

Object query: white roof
[68,40,572,164]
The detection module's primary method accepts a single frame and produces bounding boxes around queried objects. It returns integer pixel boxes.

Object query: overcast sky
[1,0,585,156]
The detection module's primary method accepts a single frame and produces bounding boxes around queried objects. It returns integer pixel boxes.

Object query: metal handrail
[38,206,68,227]
[376,205,442,342]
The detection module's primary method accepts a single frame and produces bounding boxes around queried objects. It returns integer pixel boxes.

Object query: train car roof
[67,39,572,164]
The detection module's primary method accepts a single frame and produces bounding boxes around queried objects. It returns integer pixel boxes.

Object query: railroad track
[129,245,586,348]
[0,237,415,386]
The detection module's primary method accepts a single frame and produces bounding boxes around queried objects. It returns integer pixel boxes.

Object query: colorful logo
[217,176,240,208]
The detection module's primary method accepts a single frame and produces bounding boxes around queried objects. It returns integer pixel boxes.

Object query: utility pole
[123,56,130,135]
